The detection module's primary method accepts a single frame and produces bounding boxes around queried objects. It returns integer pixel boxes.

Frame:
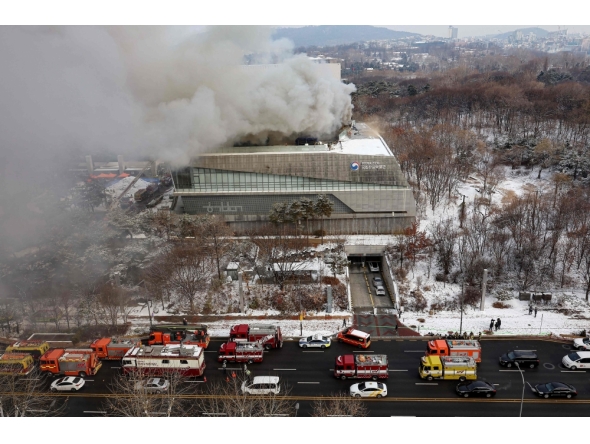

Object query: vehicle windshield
[507,352,516,360]
[357,383,366,391]
[545,383,554,391]
[305,336,313,342]
[72,378,81,383]
[568,352,580,361]
[584,338,590,344]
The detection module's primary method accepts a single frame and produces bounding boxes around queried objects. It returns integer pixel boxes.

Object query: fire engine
[39,348,103,377]
[419,355,477,381]
[90,338,139,360]
[336,327,371,349]
[334,354,389,380]
[147,324,210,349]
[121,344,206,377]
[229,324,283,350]
[0,353,35,376]
[425,339,482,363]
[5,340,50,360]
[218,341,264,364]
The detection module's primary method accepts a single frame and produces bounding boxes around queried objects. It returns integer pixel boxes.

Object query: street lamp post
[146,300,153,328]
[515,362,525,417]
[459,282,465,335]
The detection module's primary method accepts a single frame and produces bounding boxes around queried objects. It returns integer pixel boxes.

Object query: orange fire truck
[218,341,264,364]
[5,340,50,360]
[39,348,102,377]
[229,324,283,350]
[90,338,139,360]
[147,324,210,349]
[425,339,482,363]
[122,344,206,377]
[334,354,389,380]
[0,353,36,376]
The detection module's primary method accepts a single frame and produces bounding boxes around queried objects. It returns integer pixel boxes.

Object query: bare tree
[196,378,295,417]
[0,367,66,417]
[199,215,236,280]
[167,243,212,313]
[103,370,195,417]
[310,392,369,417]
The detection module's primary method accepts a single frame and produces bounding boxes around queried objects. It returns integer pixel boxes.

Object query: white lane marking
[303,351,324,353]
[298,382,320,384]
[561,370,586,373]
[84,380,94,382]
[84,411,106,414]
[499,370,525,372]
[416,383,438,385]
[27,409,49,413]
[493,384,500,386]
[203,413,227,416]
[111,367,120,369]
[404,350,425,353]
[274,368,297,371]
[389,369,408,372]
[353,351,374,353]
[184,380,207,383]
[392,415,416,417]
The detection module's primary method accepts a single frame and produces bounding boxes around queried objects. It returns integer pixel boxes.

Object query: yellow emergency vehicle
[419,355,477,381]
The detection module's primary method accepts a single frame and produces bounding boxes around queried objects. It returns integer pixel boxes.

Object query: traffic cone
[226,376,230,382]
[203,376,207,383]
[231,371,236,379]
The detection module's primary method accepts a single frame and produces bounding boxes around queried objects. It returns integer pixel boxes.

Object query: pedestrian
[342,318,347,328]
[534,307,538,318]
[395,323,398,333]
[245,369,252,382]
[477,332,482,341]
[495,318,501,331]
[183,318,187,325]
[528,305,533,315]
[489,319,495,331]
[222,361,227,376]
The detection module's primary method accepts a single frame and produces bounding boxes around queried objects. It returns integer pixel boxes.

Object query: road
[22,337,590,416]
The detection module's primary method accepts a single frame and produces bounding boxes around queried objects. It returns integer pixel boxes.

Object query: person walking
[534,307,538,318]
[528,305,533,315]
[342,318,347,328]
[495,318,501,331]
[489,319,495,331]
[477,331,482,341]
[245,368,253,383]
[182,318,188,325]
[222,361,227,377]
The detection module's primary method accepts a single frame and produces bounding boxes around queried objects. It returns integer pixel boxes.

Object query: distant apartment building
[448,26,458,40]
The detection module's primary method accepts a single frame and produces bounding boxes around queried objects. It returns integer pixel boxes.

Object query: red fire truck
[334,354,389,380]
[425,339,482,363]
[229,324,283,350]
[39,349,102,377]
[218,341,264,364]
[147,324,210,349]
[121,344,206,377]
[90,338,139,360]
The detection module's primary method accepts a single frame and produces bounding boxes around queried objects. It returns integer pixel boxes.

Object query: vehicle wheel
[376,394,382,399]
[372,376,378,381]
[341,375,347,380]
[529,363,536,369]
[358,345,363,349]
[506,363,512,368]
[427,376,433,381]
[570,366,577,371]
[321,345,326,349]
[543,394,549,399]
[79,371,86,378]
[459,376,466,382]
[486,393,492,398]
[566,394,572,399]
[463,393,469,398]
[354,394,361,398]
[302,345,307,349]
[338,338,343,343]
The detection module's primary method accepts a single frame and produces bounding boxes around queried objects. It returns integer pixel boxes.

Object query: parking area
[349,263,394,310]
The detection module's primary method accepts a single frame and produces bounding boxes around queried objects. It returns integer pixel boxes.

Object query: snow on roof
[349,329,370,338]
[105,176,152,198]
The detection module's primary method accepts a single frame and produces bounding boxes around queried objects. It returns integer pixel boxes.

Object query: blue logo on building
[350,162,360,171]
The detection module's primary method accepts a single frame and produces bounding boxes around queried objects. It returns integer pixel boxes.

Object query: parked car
[350,381,387,398]
[299,334,331,349]
[337,327,371,349]
[375,285,386,296]
[499,350,539,368]
[372,277,383,288]
[134,378,170,393]
[241,376,280,395]
[573,336,590,351]
[456,380,497,398]
[50,376,85,392]
[368,262,379,272]
[533,382,577,398]
[562,351,590,370]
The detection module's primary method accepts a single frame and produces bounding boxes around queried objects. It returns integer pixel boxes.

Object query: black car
[456,380,497,398]
[533,382,577,399]
[499,350,539,368]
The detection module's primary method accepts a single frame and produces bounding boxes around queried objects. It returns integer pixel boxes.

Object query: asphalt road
[27,338,590,416]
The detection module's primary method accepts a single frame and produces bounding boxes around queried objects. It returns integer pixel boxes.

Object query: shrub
[322,276,341,286]
[395,267,408,281]
[492,301,511,309]
[313,229,326,237]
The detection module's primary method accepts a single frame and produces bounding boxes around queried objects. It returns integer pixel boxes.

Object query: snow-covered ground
[105,176,152,199]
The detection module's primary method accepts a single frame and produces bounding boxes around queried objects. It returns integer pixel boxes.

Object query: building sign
[361,161,386,170]
[205,202,244,213]
[350,162,360,171]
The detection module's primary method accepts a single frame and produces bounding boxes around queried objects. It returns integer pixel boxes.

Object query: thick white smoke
[0,26,355,167]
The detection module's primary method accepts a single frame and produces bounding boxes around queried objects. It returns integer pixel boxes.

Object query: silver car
[134,377,170,393]
[375,285,386,296]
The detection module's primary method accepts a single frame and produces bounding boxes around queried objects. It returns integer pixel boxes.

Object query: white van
[241,376,280,395]
[562,351,590,370]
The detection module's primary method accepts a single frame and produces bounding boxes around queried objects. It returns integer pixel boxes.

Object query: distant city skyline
[380,25,590,38]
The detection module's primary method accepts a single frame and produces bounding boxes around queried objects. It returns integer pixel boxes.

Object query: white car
[562,351,590,370]
[299,333,331,349]
[368,262,380,272]
[350,381,387,398]
[134,378,170,393]
[241,376,280,395]
[50,376,85,392]
[375,285,386,296]
[573,337,590,351]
